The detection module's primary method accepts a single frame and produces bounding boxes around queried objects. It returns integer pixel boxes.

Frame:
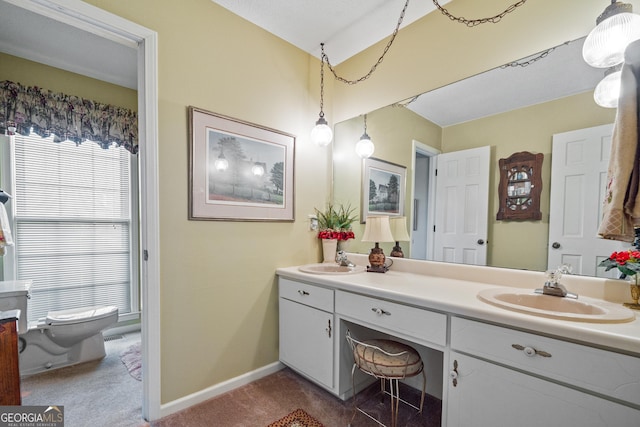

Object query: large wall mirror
[333,36,625,277]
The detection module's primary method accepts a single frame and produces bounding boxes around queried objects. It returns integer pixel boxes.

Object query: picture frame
[361,157,406,223]
[188,106,295,221]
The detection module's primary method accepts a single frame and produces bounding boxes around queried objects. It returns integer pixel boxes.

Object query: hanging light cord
[501,40,572,68]
[433,0,528,27]
[321,0,410,85]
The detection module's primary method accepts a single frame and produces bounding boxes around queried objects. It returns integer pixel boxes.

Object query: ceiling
[0,0,603,126]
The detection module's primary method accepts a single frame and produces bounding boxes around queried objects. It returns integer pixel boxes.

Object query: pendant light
[310,49,333,147]
[583,1,640,68]
[355,114,375,159]
[594,65,623,108]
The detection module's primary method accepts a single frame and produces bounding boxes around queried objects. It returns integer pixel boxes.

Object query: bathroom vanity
[276,255,640,427]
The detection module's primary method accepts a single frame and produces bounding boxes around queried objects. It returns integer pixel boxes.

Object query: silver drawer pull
[298,290,309,296]
[512,344,552,358]
[371,307,391,316]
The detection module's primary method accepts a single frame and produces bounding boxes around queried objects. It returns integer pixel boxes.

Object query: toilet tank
[0,280,33,333]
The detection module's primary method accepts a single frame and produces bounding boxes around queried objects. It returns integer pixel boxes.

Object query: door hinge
[433,225,436,232]
[143,250,149,261]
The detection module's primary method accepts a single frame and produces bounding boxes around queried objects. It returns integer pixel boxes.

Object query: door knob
[551,242,560,249]
[477,239,485,245]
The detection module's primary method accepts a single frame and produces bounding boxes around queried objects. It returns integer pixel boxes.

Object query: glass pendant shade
[594,68,623,108]
[310,116,333,147]
[583,3,640,68]
[355,133,375,158]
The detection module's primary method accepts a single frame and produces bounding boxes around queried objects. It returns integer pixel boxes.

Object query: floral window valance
[0,80,138,154]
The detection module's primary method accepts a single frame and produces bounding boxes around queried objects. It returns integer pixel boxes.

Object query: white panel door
[434,146,490,265]
[548,124,626,277]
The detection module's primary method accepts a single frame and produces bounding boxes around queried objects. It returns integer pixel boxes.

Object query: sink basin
[298,263,366,275]
[477,288,636,323]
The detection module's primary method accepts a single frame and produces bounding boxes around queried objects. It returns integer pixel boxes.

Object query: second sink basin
[477,287,636,323]
[298,263,366,275]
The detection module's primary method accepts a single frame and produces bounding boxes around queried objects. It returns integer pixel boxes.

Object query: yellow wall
[81,0,331,403]
[443,92,616,270]
[6,0,633,408]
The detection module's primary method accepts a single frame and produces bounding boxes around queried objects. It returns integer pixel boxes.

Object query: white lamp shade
[389,217,411,242]
[594,69,622,108]
[355,135,375,158]
[583,11,640,68]
[311,122,333,146]
[361,216,395,243]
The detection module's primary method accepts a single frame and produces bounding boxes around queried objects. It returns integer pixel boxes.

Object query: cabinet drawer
[279,278,334,312]
[450,317,640,406]
[335,290,446,347]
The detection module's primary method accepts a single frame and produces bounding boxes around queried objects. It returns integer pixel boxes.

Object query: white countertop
[277,255,640,356]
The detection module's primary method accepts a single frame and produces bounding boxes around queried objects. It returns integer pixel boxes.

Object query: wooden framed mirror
[497,151,543,221]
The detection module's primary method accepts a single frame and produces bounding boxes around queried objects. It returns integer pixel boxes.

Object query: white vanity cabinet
[447,317,640,426]
[278,278,334,390]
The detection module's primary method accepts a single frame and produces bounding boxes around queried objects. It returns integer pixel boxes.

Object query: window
[3,133,139,322]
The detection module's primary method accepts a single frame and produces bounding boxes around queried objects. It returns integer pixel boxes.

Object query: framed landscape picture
[361,157,406,222]
[188,107,295,221]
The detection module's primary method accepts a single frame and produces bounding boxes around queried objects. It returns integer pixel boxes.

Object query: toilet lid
[46,305,118,325]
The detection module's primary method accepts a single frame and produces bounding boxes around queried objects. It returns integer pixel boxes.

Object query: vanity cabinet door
[279,297,334,390]
[447,352,640,427]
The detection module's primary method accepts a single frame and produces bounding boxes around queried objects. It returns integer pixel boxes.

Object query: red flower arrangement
[599,249,640,277]
[318,229,355,240]
[315,203,357,241]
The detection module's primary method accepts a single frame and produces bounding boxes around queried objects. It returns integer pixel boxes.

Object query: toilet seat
[46,305,118,326]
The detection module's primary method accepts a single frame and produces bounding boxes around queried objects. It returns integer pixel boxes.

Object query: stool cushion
[353,339,423,379]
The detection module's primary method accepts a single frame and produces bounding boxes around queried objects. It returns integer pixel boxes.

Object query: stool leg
[419,369,427,414]
[390,378,400,427]
[349,364,358,425]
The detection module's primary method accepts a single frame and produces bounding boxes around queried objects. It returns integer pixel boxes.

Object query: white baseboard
[159,361,285,419]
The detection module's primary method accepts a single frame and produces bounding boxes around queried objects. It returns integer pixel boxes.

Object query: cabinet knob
[450,359,459,387]
[512,343,552,358]
[371,307,391,316]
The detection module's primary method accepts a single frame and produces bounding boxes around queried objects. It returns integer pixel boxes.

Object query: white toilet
[0,280,119,376]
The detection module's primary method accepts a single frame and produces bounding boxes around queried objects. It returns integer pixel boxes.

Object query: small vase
[321,239,338,263]
[624,276,640,310]
[337,239,350,253]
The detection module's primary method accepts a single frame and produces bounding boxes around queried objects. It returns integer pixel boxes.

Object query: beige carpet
[152,367,441,426]
[21,332,146,427]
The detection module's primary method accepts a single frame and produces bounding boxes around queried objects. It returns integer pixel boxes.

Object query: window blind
[13,134,134,321]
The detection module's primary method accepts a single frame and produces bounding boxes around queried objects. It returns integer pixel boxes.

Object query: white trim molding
[160,362,285,418]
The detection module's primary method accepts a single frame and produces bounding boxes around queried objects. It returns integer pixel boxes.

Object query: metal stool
[346,332,426,427]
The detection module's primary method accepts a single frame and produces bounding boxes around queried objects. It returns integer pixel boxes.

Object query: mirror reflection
[333,37,623,275]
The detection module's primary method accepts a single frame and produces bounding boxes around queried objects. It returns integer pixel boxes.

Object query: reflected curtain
[0,80,138,154]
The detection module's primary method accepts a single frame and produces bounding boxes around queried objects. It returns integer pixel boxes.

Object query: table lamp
[389,216,411,258]
[361,216,395,273]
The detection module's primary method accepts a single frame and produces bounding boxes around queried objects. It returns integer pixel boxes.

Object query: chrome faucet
[535,265,578,299]
[336,250,355,267]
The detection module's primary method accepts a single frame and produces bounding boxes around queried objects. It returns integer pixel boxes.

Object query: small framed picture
[188,107,295,221]
[361,157,406,222]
